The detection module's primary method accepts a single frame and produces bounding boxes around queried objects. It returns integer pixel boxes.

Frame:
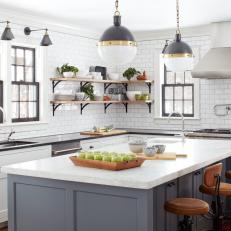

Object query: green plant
[81,83,94,100]
[123,68,140,80]
[57,63,79,75]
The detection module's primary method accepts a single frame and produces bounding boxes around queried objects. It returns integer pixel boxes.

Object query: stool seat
[226,171,231,179]
[199,182,231,196]
[164,198,209,216]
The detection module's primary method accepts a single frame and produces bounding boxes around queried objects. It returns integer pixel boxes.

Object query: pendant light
[163,0,193,72]
[1,21,14,40]
[98,0,137,65]
[24,27,52,46]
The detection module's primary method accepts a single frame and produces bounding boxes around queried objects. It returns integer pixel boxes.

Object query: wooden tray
[137,152,187,160]
[80,129,127,136]
[69,156,145,171]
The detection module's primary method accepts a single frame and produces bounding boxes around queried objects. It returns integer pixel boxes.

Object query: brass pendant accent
[163,53,193,58]
[98,40,137,46]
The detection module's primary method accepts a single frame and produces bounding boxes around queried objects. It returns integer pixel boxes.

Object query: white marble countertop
[2,138,231,189]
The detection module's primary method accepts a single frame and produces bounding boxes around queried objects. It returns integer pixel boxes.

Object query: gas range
[185,129,231,138]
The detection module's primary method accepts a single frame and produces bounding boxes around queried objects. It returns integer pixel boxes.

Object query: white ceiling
[0,0,231,32]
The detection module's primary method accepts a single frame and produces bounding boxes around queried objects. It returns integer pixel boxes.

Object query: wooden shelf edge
[50,100,153,104]
[50,77,154,84]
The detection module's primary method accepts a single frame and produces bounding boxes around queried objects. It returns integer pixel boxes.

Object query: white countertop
[2,138,231,189]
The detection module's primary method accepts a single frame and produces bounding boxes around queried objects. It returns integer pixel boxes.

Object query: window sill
[1,121,48,127]
[154,116,200,121]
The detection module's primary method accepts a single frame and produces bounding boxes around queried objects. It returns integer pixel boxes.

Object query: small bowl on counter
[143,145,158,157]
[154,144,166,154]
[129,140,146,154]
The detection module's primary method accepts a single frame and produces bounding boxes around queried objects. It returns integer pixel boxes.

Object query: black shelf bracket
[80,81,90,89]
[145,82,152,93]
[122,103,128,113]
[52,80,62,93]
[104,83,113,93]
[80,103,90,115]
[104,103,112,113]
[146,102,152,113]
[52,103,62,116]
[121,83,128,91]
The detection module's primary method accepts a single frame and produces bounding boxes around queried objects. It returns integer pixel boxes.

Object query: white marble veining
[2,138,231,189]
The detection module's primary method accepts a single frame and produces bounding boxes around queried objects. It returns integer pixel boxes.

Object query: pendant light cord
[176,0,180,34]
[114,0,121,15]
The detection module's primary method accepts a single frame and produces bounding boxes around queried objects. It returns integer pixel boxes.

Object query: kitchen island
[2,137,231,231]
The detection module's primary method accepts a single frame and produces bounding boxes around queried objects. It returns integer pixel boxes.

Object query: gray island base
[4,138,231,231]
[7,157,231,231]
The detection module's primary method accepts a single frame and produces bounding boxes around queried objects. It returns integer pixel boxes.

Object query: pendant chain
[114,0,120,16]
[176,0,180,34]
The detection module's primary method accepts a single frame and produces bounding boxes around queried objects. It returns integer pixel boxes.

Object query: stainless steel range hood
[192,22,231,79]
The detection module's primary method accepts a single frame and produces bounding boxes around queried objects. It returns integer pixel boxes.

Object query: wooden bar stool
[225,171,231,179]
[165,197,209,231]
[199,163,231,231]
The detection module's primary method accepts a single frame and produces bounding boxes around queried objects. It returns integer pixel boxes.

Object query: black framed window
[11,46,39,122]
[162,65,194,117]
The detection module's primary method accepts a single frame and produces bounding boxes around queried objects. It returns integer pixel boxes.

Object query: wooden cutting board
[137,152,187,160]
[80,129,127,136]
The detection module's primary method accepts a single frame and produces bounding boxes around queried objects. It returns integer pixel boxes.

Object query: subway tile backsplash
[0,26,230,140]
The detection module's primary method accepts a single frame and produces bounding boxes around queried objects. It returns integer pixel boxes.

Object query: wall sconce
[24,27,52,46]
[0,21,14,40]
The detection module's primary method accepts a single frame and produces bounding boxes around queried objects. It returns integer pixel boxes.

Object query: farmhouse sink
[0,140,36,149]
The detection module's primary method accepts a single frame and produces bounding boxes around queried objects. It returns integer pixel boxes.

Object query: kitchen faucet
[168,111,185,137]
[8,129,16,141]
[0,106,6,123]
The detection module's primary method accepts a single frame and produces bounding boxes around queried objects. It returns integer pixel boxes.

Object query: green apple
[127,154,137,161]
[94,154,103,161]
[79,153,86,159]
[121,155,129,162]
[111,155,122,162]
[85,153,94,160]
[102,155,112,162]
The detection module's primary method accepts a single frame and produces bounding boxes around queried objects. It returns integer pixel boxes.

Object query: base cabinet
[0,145,51,223]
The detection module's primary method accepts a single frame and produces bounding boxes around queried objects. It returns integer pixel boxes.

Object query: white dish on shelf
[126,91,142,101]
[63,72,75,78]
[108,73,120,80]
[75,92,85,101]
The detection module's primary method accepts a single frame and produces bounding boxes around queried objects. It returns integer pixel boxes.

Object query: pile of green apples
[77,151,137,163]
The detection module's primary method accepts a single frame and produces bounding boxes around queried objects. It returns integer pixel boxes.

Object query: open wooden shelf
[50,77,154,93]
[50,100,153,115]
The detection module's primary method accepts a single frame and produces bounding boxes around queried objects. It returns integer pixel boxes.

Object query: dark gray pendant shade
[163,34,193,58]
[40,31,52,46]
[1,22,14,40]
[99,15,136,44]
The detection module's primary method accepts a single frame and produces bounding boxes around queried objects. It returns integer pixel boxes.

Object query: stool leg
[178,216,193,231]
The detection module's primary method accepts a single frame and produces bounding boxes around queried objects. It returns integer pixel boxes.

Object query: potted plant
[57,63,79,78]
[81,83,95,100]
[123,68,140,81]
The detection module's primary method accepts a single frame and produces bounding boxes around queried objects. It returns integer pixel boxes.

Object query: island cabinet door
[154,179,178,231]
[193,169,213,231]
[226,157,231,210]
[178,173,196,230]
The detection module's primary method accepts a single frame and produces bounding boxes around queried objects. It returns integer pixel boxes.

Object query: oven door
[52,141,82,157]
